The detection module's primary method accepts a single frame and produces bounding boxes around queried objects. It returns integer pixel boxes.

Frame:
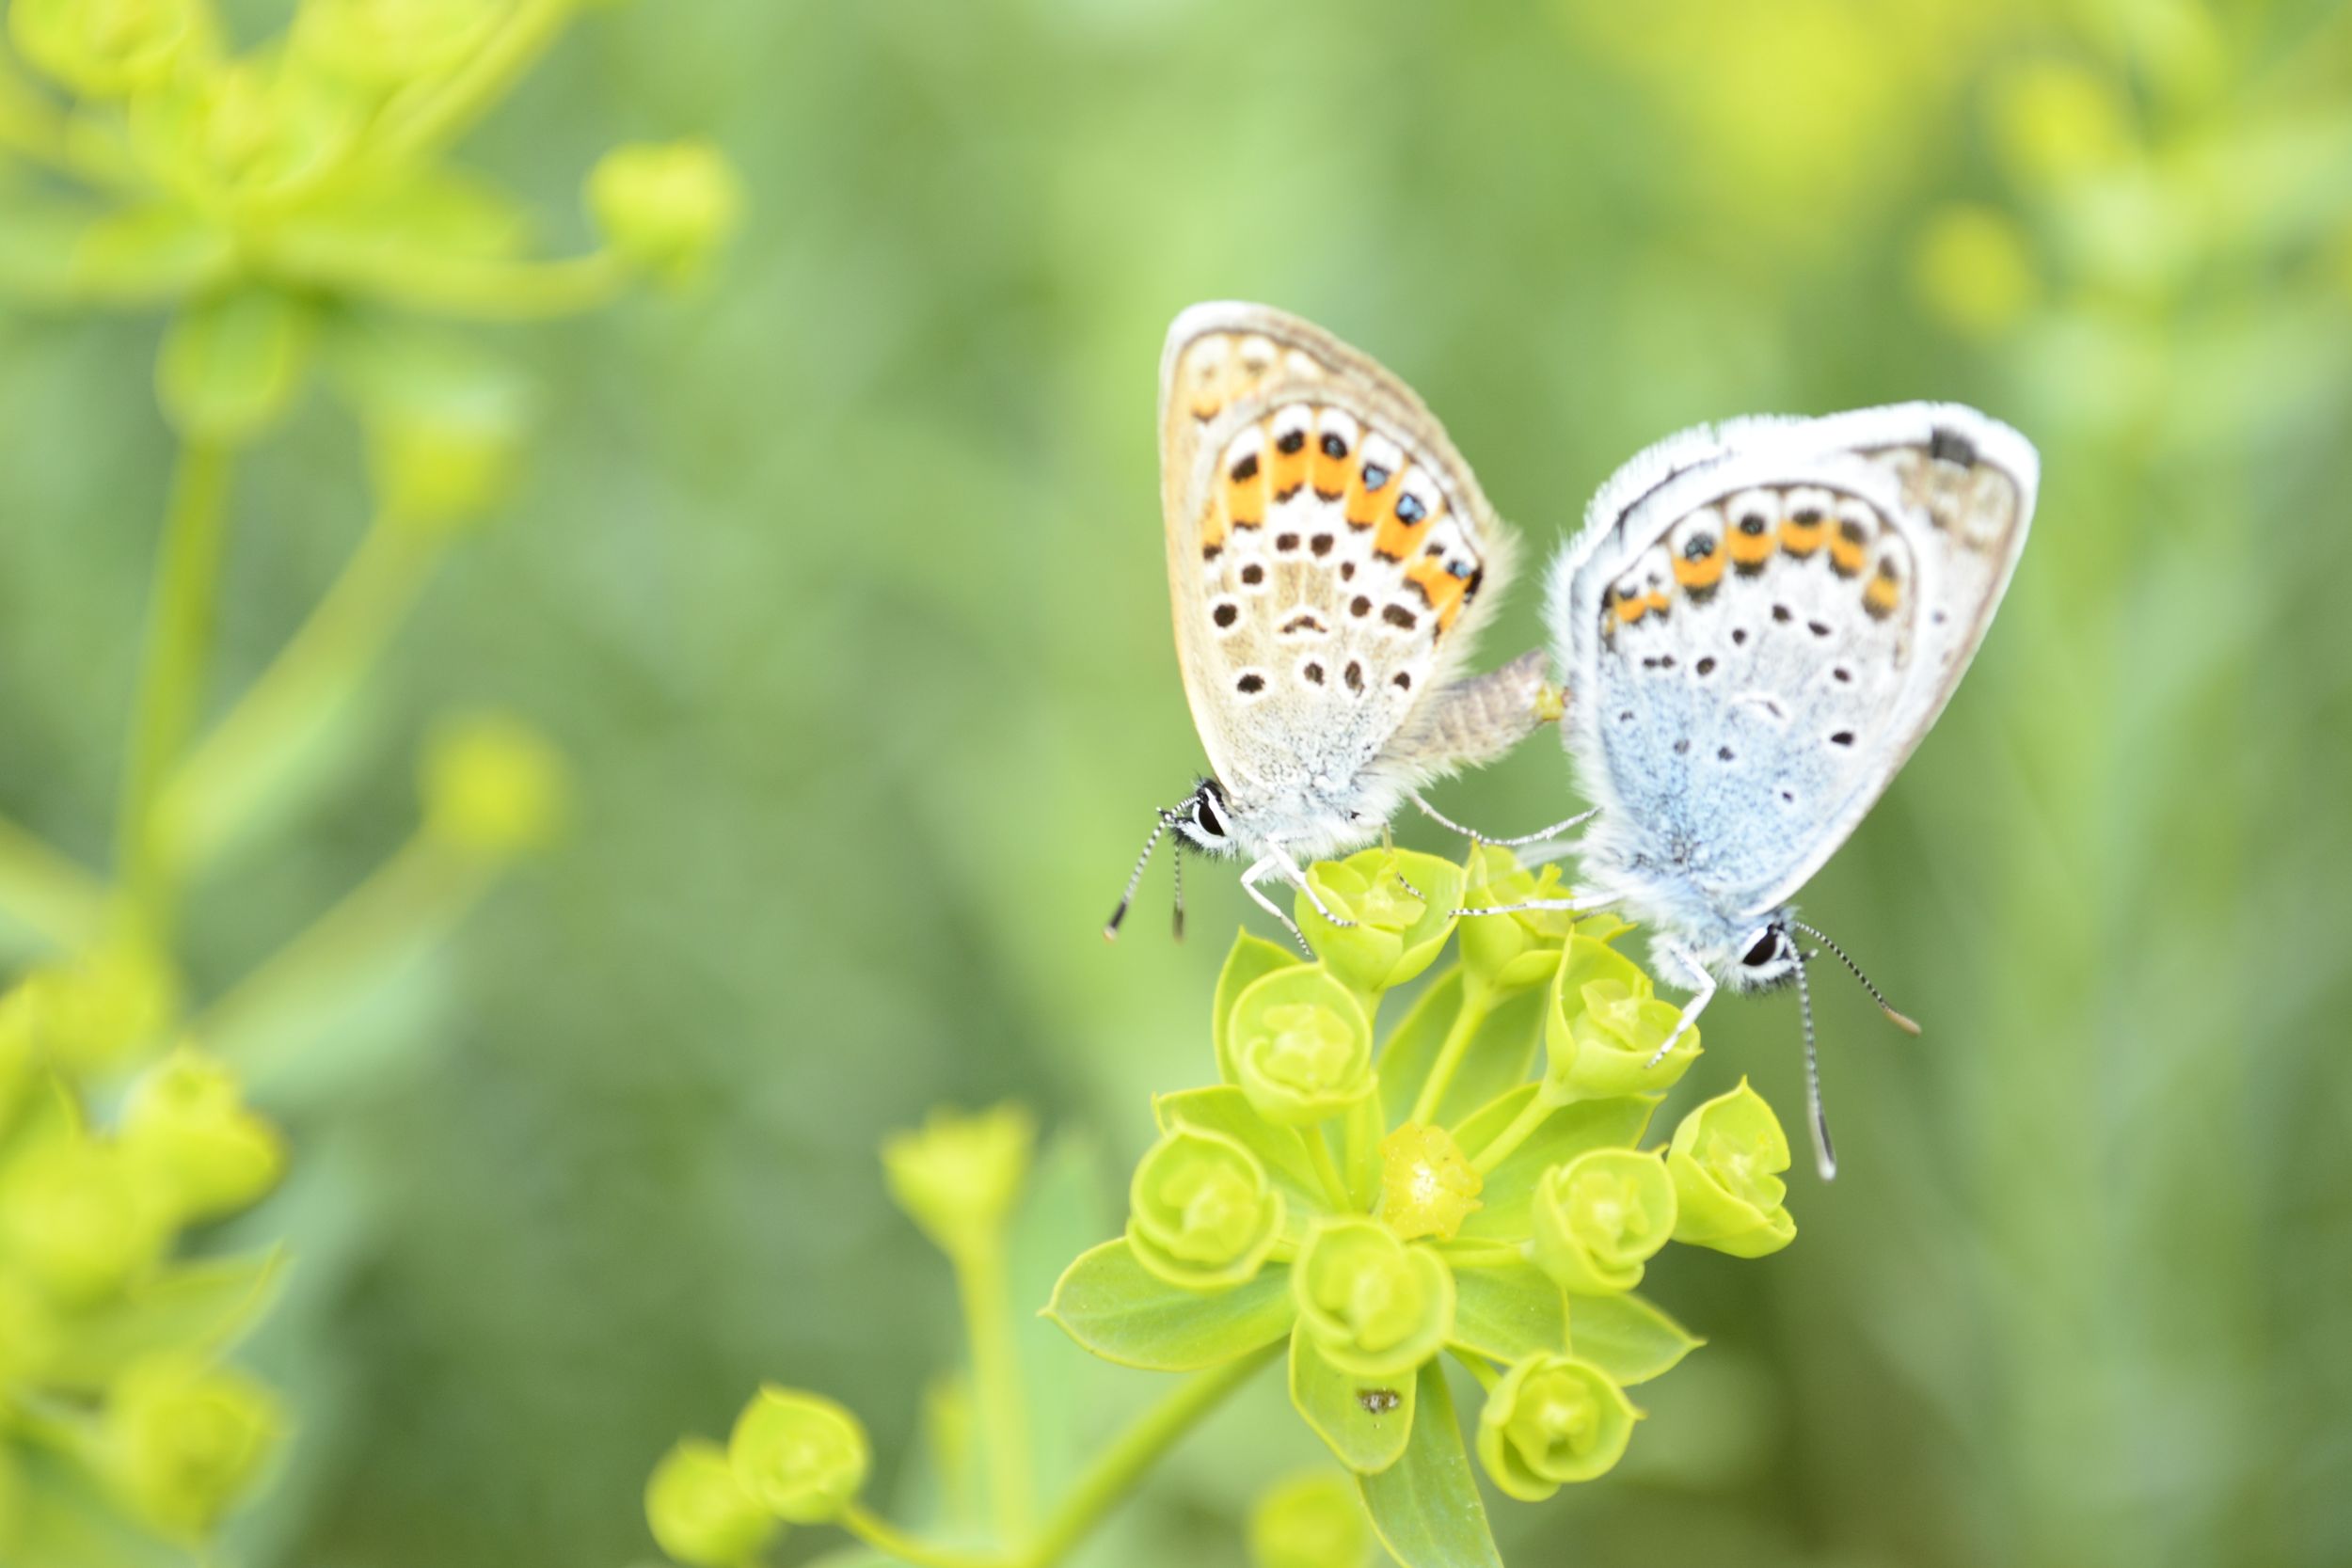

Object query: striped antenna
[1104,809,1176,941]
[1792,920,1921,1035]
[1790,937,1837,1180]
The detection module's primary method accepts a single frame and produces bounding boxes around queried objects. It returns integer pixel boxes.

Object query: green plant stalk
[115,439,234,942]
[1447,1347,1501,1394]
[1407,979,1493,1127]
[1343,1092,1383,1210]
[1296,1125,1355,1213]
[376,0,578,162]
[954,1241,1035,1545]
[838,1341,1279,1568]
[0,814,107,952]
[1468,1091,1551,1176]
[267,248,630,321]
[161,514,449,871]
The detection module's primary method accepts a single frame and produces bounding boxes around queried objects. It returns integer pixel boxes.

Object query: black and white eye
[1740,928,1786,969]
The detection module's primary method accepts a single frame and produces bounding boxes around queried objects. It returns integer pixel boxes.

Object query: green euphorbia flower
[120,1048,285,1223]
[293,0,503,88]
[421,712,572,859]
[1248,1469,1372,1568]
[727,1386,868,1525]
[1454,845,1581,991]
[9,0,215,100]
[1293,1217,1454,1378]
[1228,967,1374,1125]
[1128,1126,1286,1288]
[1295,847,1463,995]
[130,52,362,211]
[1475,1353,1640,1499]
[1375,1123,1482,1243]
[1529,1148,1677,1294]
[645,1436,779,1568]
[1542,938,1700,1102]
[105,1354,284,1538]
[882,1102,1036,1265]
[588,140,744,285]
[1666,1079,1797,1258]
[0,1131,169,1305]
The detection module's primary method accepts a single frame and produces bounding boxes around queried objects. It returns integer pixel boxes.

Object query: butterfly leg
[1450,891,1619,919]
[1647,938,1719,1067]
[1379,824,1423,902]
[1241,855,1316,958]
[1267,844,1360,932]
[1411,794,1599,848]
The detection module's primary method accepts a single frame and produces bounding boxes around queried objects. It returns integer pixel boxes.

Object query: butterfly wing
[1159,304,1520,835]
[1551,403,2036,922]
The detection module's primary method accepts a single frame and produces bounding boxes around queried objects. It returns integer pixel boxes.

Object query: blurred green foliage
[4,2,2350,1567]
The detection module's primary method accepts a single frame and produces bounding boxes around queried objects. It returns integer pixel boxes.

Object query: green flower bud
[1475,1353,1639,1499]
[293,0,502,89]
[1455,845,1578,991]
[587,140,743,285]
[131,53,359,208]
[105,1354,284,1537]
[1228,966,1373,1126]
[1127,1126,1285,1290]
[645,1436,778,1567]
[1295,848,1463,996]
[120,1047,285,1223]
[0,1132,169,1304]
[1541,938,1698,1103]
[1248,1469,1371,1568]
[880,1102,1034,1264]
[421,711,570,858]
[1375,1123,1481,1243]
[726,1386,868,1525]
[1529,1148,1676,1294]
[1666,1078,1796,1258]
[0,942,178,1071]
[9,0,215,99]
[1292,1217,1454,1379]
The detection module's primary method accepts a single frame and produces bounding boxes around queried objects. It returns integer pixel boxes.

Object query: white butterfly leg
[1410,794,1600,848]
[1380,824,1422,902]
[1268,844,1358,930]
[1241,855,1315,957]
[1450,891,1620,919]
[1648,938,1719,1068]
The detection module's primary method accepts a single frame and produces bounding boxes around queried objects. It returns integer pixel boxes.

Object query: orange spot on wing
[1344,461,1391,530]
[1405,558,1471,630]
[1829,524,1869,576]
[1780,515,1825,557]
[1375,498,1438,561]
[1269,431,1311,499]
[1613,594,1646,626]
[1642,592,1671,616]
[1864,572,1901,618]
[1200,499,1229,556]
[1727,525,1776,569]
[1311,432,1349,497]
[1673,552,1725,591]
[1224,455,1266,531]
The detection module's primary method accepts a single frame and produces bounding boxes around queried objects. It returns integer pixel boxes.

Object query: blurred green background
[6,1,2352,1565]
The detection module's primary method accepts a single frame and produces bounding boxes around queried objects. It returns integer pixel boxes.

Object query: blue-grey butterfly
[1471,405,2039,1177]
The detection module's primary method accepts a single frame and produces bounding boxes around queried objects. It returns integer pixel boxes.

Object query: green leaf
[1359,1360,1502,1568]
[1215,928,1304,1084]
[1288,1323,1416,1474]
[1438,985,1546,1120]
[1376,966,1463,1127]
[1455,1089,1661,1242]
[1043,1240,1295,1370]
[1447,1258,1568,1362]
[1152,1085,1326,1231]
[1567,1291,1703,1386]
[42,1247,287,1388]
[5,1443,184,1568]
[157,286,314,443]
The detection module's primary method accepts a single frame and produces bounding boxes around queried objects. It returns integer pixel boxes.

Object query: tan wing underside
[1156,305,1518,794]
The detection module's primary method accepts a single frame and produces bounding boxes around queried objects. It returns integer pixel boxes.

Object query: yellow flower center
[1376,1123,1483,1242]
[1260,1004,1354,1089]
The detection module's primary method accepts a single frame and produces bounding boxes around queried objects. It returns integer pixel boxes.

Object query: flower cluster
[1047,844,1799,1563]
[0,957,287,1557]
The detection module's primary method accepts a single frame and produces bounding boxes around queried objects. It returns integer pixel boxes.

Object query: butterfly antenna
[1790,938,1837,1180]
[1792,919,1921,1035]
[1104,811,1173,941]
[1171,841,1186,942]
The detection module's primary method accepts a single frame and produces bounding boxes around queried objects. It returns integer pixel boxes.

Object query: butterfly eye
[1741,929,1784,968]
[1192,789,1228,841]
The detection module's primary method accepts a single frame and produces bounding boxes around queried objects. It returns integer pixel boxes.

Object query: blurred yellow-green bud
[1540,938,1698,1103]
[880,1102,1034,1263]
[645,1435,779,1567]
[293,0,502,89]
[105,1354,284,1537]
[0,942,178,1071]
[1474,1353,1638,1499]
[1666,1078,1796,1259]
[1248,1469,1371,1568]
[1455,846,1577,991]
[1911,204,2039,341]
[10,0,215,99]
[726,1386,867,1525]
[0,1269,59,1387]
[0,1132,169,1304]
[131,51,358,208]
[120,1048,286,1223]
[421,711,570,858]
[587,140,743,285]
[1529,1148,1676,1294]
[1228,966,1374,1126]
[1292,1217,1454,1379]
[1295,848,1462,995]
[1375,1122,1481,1243]
[1989,59,2134,192]
[1127,1126,1284,1289]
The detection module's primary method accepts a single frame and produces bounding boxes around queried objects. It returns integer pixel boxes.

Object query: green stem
[1468,1091,1553,1176]
[953,1243,1034,1545]
[116,440,234,942]
[1434,1241,1526,1269]
[0,815,107,953]
[1407,981,1492,1128]
[375,0,577,162]
[1447,1347,1502,1393]
[1343,1092,1383,1211]
[159,515,448,871]
[1295,1126,1355,1212]
[839,1506,1008,1568]
[268,248,629,321]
